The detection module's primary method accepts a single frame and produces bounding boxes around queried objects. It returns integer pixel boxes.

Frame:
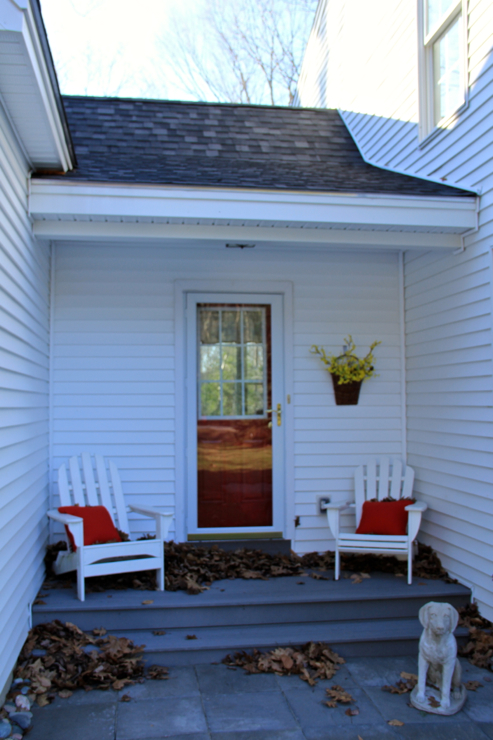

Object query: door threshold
[187,536,291,555]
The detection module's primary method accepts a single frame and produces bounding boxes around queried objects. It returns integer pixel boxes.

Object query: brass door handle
[266,403,282,427]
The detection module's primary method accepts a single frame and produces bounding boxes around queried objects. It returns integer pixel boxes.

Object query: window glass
[427,0,456,33]
[433,15,462,123]
[198,306,267,418]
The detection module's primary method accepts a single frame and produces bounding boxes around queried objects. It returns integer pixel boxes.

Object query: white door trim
[174,280,294,543]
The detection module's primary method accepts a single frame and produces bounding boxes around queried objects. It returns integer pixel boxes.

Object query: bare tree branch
[154,0,318,106]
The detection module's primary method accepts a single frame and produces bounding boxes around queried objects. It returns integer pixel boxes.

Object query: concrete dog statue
[410,601,466,715]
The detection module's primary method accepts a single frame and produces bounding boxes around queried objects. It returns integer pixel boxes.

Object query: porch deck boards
[33,572,471,664]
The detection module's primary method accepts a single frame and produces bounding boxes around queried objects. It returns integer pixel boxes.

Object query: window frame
[417,0,468,143]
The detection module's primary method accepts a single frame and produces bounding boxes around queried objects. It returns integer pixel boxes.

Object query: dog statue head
[419,601,459,636]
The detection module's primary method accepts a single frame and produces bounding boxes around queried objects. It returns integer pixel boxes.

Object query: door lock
[266,403,282,427]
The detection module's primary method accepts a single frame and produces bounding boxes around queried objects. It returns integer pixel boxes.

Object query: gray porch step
[110,619,470,665]
[32,572,471,662]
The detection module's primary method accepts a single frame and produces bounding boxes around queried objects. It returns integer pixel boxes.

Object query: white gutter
[30,179,477,234]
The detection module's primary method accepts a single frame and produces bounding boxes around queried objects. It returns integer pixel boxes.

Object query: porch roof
[46,96,474,199]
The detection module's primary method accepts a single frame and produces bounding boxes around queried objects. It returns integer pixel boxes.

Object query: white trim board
[174,280,294,543]
[33,219,466,250]
[30,180,477,233]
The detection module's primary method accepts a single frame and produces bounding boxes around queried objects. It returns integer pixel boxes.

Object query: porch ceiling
[30,180,478,251]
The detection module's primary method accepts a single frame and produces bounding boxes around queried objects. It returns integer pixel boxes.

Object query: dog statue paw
[410,601,467,715]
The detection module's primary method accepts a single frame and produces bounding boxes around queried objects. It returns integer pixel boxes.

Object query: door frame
[174,280,294,543]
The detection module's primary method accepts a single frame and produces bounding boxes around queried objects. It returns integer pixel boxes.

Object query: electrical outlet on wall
[316,495,331,515]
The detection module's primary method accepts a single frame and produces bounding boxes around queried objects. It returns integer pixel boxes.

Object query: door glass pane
[245,383,264,415]
[200,345,220,380]
[200,310,219,344]
[198,305,267,418]
[201,383,220,416]
[244,345,264,379]
[244,310,263,343]
[223,382,242,416]
[222,311,241,343]
[433,15,462,123]
[222,345,242,381]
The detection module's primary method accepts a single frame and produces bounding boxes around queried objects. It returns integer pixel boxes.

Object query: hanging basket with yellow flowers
[310,335,381,405]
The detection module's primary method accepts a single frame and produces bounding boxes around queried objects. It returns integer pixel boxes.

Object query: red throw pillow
[356,499,415,536]
[58,505,122,551]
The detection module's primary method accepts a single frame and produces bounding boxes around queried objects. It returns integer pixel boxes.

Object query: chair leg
[77,553,85,601]
[156,565,164,591]
[407,545,413,585]
[335,548,340,581]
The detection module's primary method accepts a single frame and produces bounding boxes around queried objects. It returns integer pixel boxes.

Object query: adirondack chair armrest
[405,501,427,541]
[404,501,427,513]
[324,503,353,538]
[128,505,173,539]
[47,509,84,549]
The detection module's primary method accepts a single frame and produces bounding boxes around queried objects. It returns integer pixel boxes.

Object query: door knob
[266,403,282,426]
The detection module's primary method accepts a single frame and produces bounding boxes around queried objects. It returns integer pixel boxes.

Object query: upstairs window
[418,0,468,141]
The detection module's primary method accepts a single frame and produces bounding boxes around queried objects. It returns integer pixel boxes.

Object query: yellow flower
[310,336,381,385]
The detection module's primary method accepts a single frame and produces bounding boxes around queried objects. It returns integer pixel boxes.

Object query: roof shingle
[50,96,473,198]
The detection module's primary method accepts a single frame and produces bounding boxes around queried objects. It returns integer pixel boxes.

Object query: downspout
[398,251,407,465]
[453,195,480,255]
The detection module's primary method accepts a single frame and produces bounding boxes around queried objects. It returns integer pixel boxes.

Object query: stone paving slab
[19,655,493,740]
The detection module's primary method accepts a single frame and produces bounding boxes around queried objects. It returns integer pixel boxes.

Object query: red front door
[196,304,272,528]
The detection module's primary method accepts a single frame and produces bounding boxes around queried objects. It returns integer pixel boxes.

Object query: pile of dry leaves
[14,620,167,705]
[223,641,345,686]
[44,540,451,596]
[459,603,493,671]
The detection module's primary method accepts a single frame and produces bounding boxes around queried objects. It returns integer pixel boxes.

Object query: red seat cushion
[58,505,122,551]
[356,499,415,536]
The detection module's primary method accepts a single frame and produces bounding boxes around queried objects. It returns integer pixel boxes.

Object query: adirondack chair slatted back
[58,453,130,534]
[354,458,414,526]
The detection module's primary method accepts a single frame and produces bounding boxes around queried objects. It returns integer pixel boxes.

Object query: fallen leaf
[310,572,329,581]
[345,707,360,716]
[400,672,418,681]
[120,694,131,702]
[142,600,154,605]
[153,630,166,636]
[36,694,51,707]
[395,573,405,577]
[465,681,483,691]
[358,736,364,740]
[388,720,404,726]
[147,665,169,680]
[325,685,354,706]
[93,627,107,636]
[428,696,441,708]
[33,600,46,605]
[58,690,73,698]
[296,581,305,585]
[186,634,197,640]
[223,642,344,686]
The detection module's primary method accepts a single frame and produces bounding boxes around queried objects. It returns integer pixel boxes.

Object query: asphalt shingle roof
[53,96,473,198]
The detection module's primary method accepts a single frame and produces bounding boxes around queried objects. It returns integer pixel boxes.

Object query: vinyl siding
[0,102,50,694]
[297,0,493,618]
[51,243,404,554]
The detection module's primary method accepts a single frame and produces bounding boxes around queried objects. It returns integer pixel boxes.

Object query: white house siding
[51,241,404,554]
[0,104,50,695]
[297,0,493,617]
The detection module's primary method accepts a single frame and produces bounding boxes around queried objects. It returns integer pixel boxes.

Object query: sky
[40,0,204,100]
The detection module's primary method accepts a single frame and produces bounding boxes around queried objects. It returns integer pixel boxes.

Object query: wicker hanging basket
[331,375,362,405]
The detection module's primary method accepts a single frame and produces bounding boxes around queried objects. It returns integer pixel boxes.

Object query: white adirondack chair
[323,458,427,584]
[47,453,173,601]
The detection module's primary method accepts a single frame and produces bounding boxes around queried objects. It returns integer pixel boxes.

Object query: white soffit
[0,0,72,169]
[30,180,477,250]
